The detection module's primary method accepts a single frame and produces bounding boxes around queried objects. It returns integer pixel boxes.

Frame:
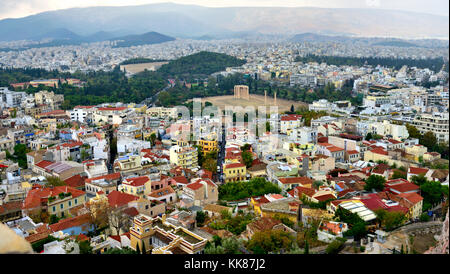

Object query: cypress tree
[142,241,146,254]
[304,240,309,254]
[136,243,141,254]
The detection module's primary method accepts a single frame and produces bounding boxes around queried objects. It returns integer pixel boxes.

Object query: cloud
[0,0,448,20]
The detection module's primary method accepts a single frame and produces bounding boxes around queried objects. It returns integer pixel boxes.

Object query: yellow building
[405,145,428,162]
[119,176,152,197]
[223,163,247,183]
[23,186,87,219]
[169,145,198,169]
[130,214,207,254]
[197,139,218,156]
[114,155,142,174]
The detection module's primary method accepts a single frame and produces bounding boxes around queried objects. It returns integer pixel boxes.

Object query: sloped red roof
[224,163,246,169]
[64,174,86,189]
[124,176,150,187]
[107,190,139,208]
[172,176,189,184]
[23,186,85,210]
[279,177,313,185]
[123,207,139,217]
[398,192,424,205]
[35,160,54,169]
[370,148,388,156]
[85,172,121,184]
[186,182,203,191]
[408,167,429,175]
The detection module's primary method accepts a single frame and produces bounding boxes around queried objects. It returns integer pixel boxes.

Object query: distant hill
[0,3,447,41]
[31,28,81,41]
[110,31,175,48]
[372,40,418,47]
[157,51,246,78]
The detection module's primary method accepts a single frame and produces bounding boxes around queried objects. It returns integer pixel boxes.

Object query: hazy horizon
[1,0,449,20]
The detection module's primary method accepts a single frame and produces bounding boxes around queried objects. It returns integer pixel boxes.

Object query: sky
[0,0,449,20]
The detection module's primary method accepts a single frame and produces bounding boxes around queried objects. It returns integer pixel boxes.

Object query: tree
[86,200,109,231]
[108,208,131,235]
[241,150,253,168]
[80,149,90,161]
[49,214,60,224]
[205,244,225,254]
[421,131,437,149]
[391,170,407,180]
[135,243,141,255]
[406,124,421,139]
[45,176,66,187]
[290,104,295,113]
[222,237,243,254]
[196,210,206,226]
[246,230,294,254]
[202,158,217,174]
[365,132,373,140]
[79,240,93,254]
[150,133,157,146]
[374,209,406,231]
[141,241,146,254]
[325,239,345,254]
[364,175,386,192]
[304,240,309,254]
[104,247,138,254]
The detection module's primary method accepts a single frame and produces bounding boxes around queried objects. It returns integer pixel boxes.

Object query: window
[52,206,56,212]
[74,199,78,205]
[68,201,72,207]
[60,204,64,209]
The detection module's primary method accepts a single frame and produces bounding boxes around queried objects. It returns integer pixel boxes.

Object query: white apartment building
[309,99,334,112]
[412,112,449,143]
[289,127,318,144]
[69,106,95,123]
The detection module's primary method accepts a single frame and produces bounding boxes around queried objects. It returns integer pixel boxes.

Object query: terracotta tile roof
[107,190,139,208]
[314,193,336,202]
[49,213,91,232]
[281,114,302,121]
[185,182,203,191]
[224,163,246,169]
[370,147,388,156]
[388,139,403,144]
[124,176,150,187]
[172,176,189,184]
[123,207,139,217]
[279,176,313,185]
[397,192,424,205]
[248,217,281,231]
[23,186,85,210]
[388,182,420,193]
[328,146,344,152]
[64,174,86,189]
[294,186,316,198]
[35,160,54,169]
[408,167,429,175]
[25,225,51,243]
[85,172,121,183]
[0,201,22,214]
[148,186,175,198]
[61,141,83,148]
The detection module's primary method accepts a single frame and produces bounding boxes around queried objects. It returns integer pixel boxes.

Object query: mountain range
[0,2,448,42]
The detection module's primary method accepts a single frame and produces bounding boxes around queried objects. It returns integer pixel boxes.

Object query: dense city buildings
[0,1,448,259]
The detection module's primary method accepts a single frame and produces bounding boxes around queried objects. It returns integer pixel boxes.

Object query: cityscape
[0,0,448,260]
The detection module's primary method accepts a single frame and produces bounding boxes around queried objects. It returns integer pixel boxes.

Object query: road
[140,83,172,106]
[217,124,226,184]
